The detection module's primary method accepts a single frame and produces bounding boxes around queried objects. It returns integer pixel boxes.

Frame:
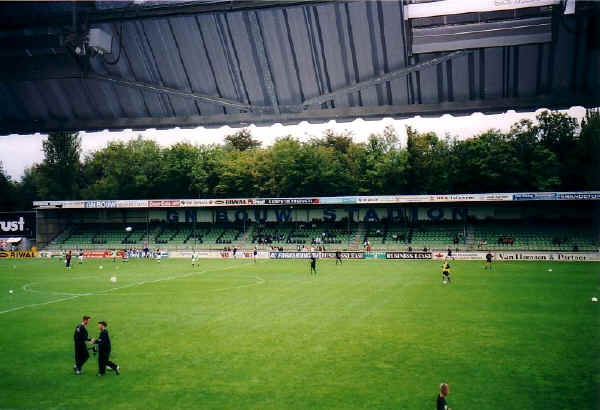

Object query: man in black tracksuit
[74,315,91,374]
[92,321,120,376]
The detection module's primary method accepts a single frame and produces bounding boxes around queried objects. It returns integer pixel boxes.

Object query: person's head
[82,315,91,325]
[440,383,450,396]
[97,321,107,330]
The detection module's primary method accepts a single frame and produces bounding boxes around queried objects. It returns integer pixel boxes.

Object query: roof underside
[0,0,598,135]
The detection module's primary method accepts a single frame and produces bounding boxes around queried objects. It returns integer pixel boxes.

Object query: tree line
[1,110,598,211]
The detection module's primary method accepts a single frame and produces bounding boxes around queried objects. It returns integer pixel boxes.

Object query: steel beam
[89,73,266,113]
[4,72,274,113]
[0,1,339,30]
[300,50,470,108]
[2,94,597,135]
[248,11,280,114]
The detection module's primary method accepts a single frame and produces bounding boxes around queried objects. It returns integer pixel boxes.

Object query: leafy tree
[576,109,600,189]
[38,132,82,200]
[224,128,261,151]
[158,143,201,197]
[314,129,354,154]
[450,130,516,193]
[406,127,450,194]
[357,126,407,194]
[534,111,579,189]
[3,110,594,206]
[507,119,561,191]
[14,166,44,210]
[80,138,163,199]
[215,149,265,197]
[310,129,358,195]
[190,145,227,198]
[0,161,16,211]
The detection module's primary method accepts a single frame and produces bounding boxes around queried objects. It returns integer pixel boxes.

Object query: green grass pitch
[0,258,598,409]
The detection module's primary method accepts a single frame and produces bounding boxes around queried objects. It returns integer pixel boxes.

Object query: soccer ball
[8,290,13,295]
[125,226,132,232]
[99,265,103,270]
[110,276,117,283]
[592,297,598,303]
[547,268,552,272]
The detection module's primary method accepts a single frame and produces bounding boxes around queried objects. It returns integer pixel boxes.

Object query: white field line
[1,262,261,316]
[211,275,265,292]
[0,295,82,315]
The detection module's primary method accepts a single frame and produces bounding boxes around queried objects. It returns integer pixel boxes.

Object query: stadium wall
[37,250,600,261]
[41,204,593,224]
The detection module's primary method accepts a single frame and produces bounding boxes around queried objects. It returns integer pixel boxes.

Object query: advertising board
[386,251,432,259]
[269,251,364,259]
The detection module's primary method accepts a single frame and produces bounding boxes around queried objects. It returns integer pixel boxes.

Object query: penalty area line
[2,262,252,315]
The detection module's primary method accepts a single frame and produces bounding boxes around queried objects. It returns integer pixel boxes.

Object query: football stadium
[0,1,599,409]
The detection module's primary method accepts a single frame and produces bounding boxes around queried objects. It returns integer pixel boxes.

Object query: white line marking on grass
[2,262,255,315]
[0,295,82,315]
[211,275,265,292]
[22,282,90,297]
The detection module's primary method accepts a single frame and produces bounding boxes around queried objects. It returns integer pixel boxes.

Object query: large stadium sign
[0,212,36,238]
[0,249,37,258]
[386,251,433,260]
[33,191,600,209]
[269,251,365,259]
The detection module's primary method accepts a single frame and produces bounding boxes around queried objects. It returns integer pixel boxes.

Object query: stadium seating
[471,219,597,252]
[359,221,465,251]
[410,221,465,251]
[46,219,598,252]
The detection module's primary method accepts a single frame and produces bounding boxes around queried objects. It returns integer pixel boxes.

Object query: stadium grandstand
[34,193,599,253]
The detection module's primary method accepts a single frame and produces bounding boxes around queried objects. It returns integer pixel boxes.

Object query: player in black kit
[335,250,342,265]
[485,251,493,269]
[91,321,120,376]
[436,383,452,410]
[310,256,317,275]
[73,315,92,375]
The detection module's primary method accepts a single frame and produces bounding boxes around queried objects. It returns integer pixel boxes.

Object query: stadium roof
[0,0,598,135]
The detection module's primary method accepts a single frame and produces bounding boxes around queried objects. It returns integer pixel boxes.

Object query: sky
[0,106,587,181]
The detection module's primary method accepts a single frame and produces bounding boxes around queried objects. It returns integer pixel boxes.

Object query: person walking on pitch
[73,315,92,375]
[485,251,493,269]
[310,255,317,276]
[65,251,72,269]
[441,260,451,284]
[335,250,343,265]
[436,383,452,410]
[91,321,120,376]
